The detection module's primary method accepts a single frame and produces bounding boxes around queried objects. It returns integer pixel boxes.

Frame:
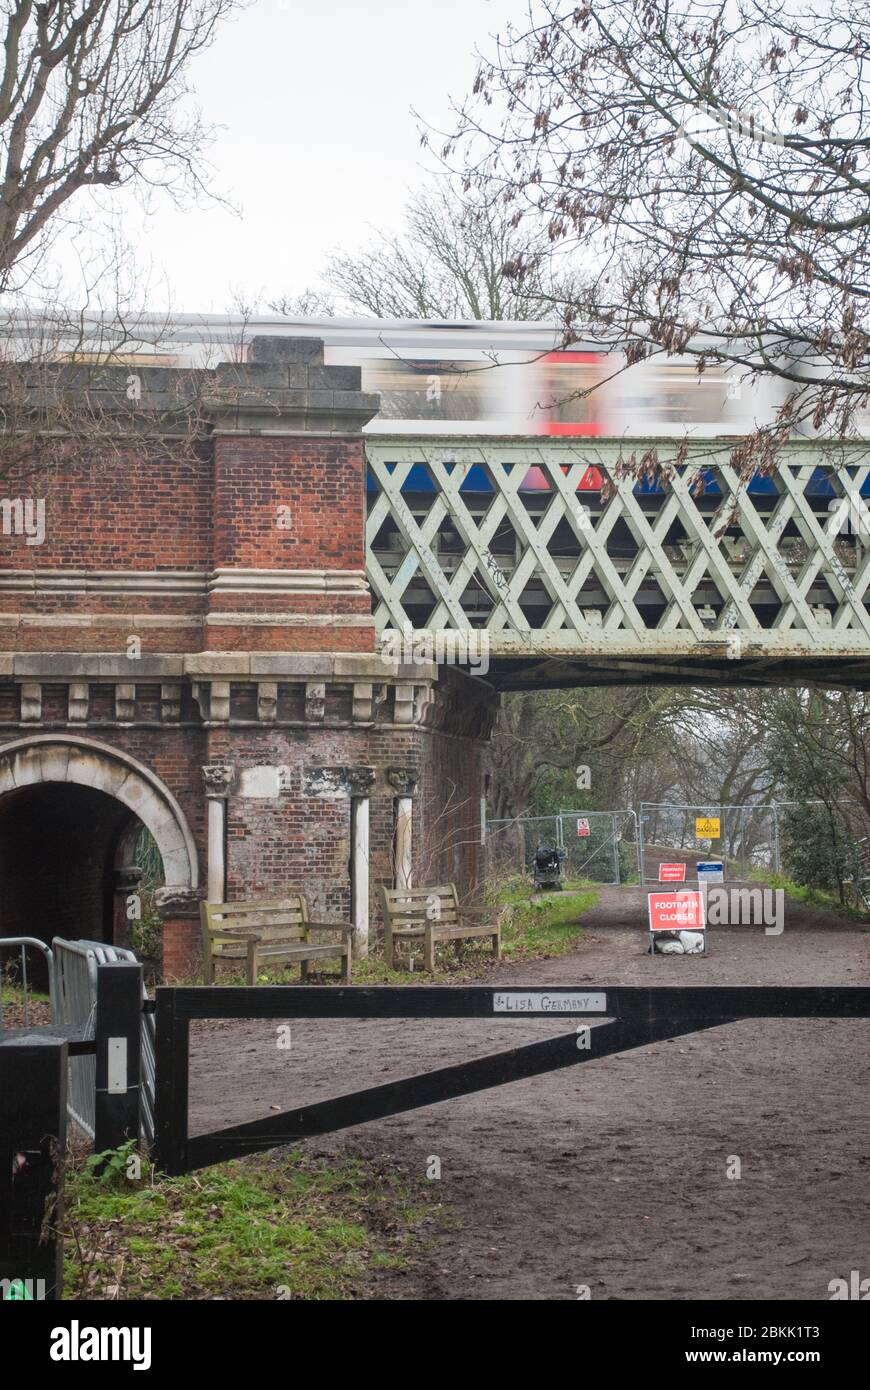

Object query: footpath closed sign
[648,890,706,933]
[576,818,590,837]
[658,863,686,882]
[695,816,721,838]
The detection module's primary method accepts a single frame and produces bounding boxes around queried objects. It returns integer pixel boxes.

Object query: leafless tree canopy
[452,0,870,448]
[0,0,241,294]
[297,178,579,321]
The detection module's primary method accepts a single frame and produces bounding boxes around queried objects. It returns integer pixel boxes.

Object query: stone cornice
[204,336,378,436]
[0,651,433,681]
[0,335,380,439]
[0,566,370,596]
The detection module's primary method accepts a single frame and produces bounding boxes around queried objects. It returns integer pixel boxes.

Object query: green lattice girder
[364,438,870,659]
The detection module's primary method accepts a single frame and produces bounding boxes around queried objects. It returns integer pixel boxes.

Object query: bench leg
[341,944,352,986]
[300,958,309,983]
[492,931,502,961]
[424,924,436,973]
[203,944,214,986]
[246,939,258,987]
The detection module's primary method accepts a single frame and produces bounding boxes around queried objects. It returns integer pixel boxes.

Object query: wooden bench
[200,897,353,986]
[380,884,501,972]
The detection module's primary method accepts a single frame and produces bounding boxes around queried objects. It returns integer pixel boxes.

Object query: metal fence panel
[485,809,639,886]
[52,939,154,1146]
[0,937,54,1031]
[637,802,779,884]
[558,809,640,885]
[485,814,562,881]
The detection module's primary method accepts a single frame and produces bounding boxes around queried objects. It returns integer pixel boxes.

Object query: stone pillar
[348,767,376,958]
[202,764,233,903]
[112,866,143,951]
[155,888,203,982]
[388,768,419,891]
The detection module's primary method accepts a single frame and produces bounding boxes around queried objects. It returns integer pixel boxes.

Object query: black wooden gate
[153,984,870,1175]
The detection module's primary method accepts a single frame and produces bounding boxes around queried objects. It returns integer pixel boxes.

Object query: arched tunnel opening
[0,782,164,989]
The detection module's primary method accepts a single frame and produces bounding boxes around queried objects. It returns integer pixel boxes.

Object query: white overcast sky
[107,0,528,315]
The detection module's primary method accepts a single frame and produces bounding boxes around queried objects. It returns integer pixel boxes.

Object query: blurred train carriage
[5,313,865,632]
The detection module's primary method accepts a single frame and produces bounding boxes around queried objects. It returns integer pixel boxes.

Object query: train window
[360,358,488,422]
[619,364,731,423]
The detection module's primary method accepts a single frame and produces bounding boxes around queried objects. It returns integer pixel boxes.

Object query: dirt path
[188,889,869,1301]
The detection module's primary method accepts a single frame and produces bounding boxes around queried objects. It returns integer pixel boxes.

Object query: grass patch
[0,965,52,1026]
[489,876,599,959]
[63,1146,437,1300]
[749,869,869,919]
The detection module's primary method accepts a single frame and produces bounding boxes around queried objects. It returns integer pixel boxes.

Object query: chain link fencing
[637,802,780,885]
[485,809,639,886]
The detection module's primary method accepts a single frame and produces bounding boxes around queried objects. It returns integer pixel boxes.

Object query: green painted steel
[365,438,870,676]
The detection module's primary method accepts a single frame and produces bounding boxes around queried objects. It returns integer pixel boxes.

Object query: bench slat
[253,943,346,960]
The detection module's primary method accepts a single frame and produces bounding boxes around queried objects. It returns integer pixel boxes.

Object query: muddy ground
[188,887,869,1301]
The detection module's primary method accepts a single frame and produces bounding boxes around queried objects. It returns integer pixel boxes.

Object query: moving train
[3,314,865,505]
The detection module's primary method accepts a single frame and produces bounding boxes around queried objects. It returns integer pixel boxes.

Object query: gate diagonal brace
[153,985,870,1175]
[184,1015,728,1171]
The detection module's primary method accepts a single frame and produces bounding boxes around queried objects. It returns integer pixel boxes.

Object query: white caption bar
[492,991,607,1014]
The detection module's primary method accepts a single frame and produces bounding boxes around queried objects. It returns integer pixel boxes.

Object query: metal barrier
[557,808,640,884]
[154,983,870,1176]
[1,961,142,1299]
[52,939,155,1145]
[485,808,638,885]
[638,801,780,884]
[0,937,54,1031]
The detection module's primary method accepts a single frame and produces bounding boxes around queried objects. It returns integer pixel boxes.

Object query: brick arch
[0,734,198,890]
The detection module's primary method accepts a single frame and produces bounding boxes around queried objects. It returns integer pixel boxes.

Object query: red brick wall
[7,445,212,571]
[212,437,366,571]
[208,435,372,652]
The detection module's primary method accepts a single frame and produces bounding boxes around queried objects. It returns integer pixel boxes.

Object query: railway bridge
[1,335,868,977]
[366,436,870,692]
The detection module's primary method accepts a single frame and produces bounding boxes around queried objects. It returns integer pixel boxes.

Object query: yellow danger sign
[695,817,721,838]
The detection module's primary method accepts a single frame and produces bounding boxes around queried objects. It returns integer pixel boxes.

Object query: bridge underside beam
[490,654,870,692]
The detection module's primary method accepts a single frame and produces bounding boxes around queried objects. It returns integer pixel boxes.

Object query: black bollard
[0,1033,68,1300]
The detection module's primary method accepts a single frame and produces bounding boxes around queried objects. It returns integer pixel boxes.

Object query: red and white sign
[576,818,590,838]
[658,863,686,882]
[648,891,706,933]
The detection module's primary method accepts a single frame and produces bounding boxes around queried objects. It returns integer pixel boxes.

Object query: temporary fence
[486,798,870,892]
[52,938,155,1145]
[485,809,639,885]
[0,937,54,1030]
[637,802,780,884]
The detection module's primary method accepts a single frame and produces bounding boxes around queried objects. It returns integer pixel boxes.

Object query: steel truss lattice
[364,438,870,680]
